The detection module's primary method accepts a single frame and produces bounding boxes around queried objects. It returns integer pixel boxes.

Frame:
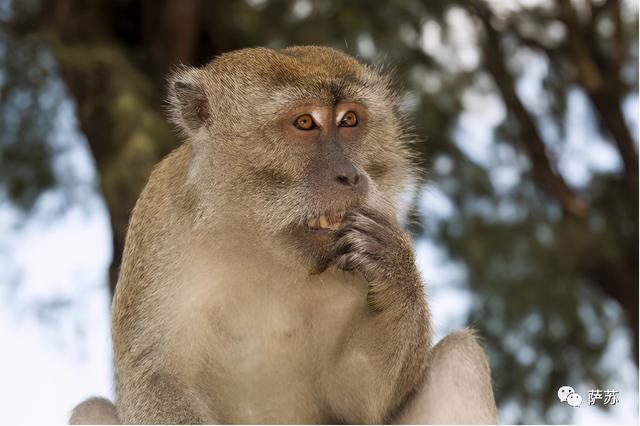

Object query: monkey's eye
[340,111,358,127]
[294,114,317,130]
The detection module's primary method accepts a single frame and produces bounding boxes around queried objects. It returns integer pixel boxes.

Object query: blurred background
[0,0,637,423]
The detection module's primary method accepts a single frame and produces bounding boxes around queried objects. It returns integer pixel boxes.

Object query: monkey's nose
[335,170,361,188]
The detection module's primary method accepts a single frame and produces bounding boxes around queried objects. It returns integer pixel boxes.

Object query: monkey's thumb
[69,397,119,425]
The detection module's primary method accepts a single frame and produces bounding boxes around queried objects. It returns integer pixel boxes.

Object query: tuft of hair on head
[166,64,210,138]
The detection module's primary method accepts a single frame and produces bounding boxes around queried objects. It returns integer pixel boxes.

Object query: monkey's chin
[281,225,339,274]
[306,227,336,242]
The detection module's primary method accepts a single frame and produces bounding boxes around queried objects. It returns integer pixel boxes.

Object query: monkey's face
[264,101,371,258]
[169,47,415,268]
[240,94,411,268]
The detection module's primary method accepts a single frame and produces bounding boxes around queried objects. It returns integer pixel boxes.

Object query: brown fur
[393,330,498,424]
[69,46,496,424]
[69,397,119,424]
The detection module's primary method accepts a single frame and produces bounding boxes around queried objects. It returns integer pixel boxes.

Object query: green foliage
[0,30,57,210]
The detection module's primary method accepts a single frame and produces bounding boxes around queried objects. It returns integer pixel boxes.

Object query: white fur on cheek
[395,173,417,228]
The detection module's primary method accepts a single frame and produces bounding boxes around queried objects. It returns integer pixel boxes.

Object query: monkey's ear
[167,66,210,134]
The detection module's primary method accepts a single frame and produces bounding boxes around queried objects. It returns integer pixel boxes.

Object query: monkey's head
[168,46,416,269]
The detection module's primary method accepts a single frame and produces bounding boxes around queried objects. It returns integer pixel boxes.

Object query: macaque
[70,46,497,425]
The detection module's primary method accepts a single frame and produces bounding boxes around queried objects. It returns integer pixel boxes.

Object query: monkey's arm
[321,209,431,424]
[392,329,498,424]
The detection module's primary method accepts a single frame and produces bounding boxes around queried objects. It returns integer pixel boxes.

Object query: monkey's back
[111,144,203,422]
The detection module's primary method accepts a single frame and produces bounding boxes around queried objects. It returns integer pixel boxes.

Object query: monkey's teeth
[318,215,330,229]
[319,215,341,230]
[307,215,341,231]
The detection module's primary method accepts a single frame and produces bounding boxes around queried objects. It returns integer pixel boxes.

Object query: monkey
[70,45,497,424]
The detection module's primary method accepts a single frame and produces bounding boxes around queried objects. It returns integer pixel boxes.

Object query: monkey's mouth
[305,210,346,232]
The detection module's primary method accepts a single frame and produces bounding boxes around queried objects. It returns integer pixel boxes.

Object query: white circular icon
[567,392,582,407]
[558,386,576,402]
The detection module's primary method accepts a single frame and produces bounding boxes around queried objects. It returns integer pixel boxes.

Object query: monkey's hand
[331,208,423,311]
[319,209,430,424]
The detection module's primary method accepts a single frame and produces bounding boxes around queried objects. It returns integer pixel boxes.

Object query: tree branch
[466,0,587,218]
[488,0,637,209]
[466,0,637,357]
[556,0,638,205]
[48,35,179,292]
[35,0,181,293]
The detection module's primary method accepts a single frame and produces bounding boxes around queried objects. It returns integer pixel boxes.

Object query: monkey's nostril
[336,175,350,186]
[335,173,361,187]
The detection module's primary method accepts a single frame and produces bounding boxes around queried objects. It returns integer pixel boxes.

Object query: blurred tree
[0,0,637,422]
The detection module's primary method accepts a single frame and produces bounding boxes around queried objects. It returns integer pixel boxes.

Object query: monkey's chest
[173,271,369,423]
